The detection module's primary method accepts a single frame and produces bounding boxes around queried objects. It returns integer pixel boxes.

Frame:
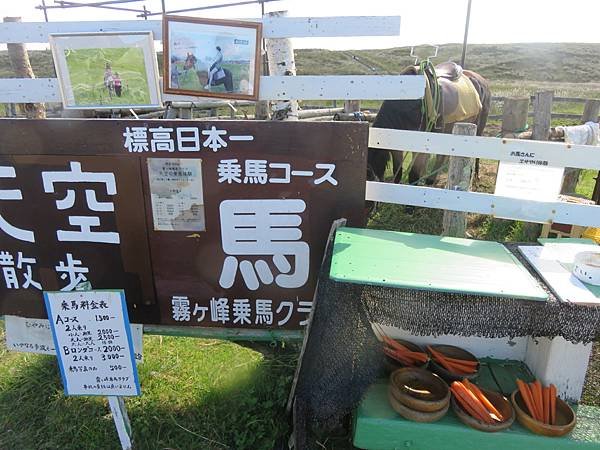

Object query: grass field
[0,323,296,449]
[64,47,151,107]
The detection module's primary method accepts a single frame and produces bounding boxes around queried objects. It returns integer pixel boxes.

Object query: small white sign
[44,290,140,396]
[148,158,205,231]
[495,162,564,201]
[4,315,143,362]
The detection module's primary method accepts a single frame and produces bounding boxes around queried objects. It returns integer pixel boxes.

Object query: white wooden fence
[0,16,425,103]
[1,16,599,227]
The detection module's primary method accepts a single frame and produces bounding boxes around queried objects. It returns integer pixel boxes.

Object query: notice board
[0,119,367,330]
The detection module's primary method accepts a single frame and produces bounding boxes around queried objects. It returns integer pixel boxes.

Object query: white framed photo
[49,31,162,110]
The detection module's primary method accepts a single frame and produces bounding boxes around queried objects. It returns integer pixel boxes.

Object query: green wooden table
[330,227,547,300]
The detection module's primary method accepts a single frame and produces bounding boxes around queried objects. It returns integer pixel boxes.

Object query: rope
[419,60,441,132]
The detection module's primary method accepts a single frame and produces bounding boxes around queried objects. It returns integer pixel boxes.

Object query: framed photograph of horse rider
[163,15,262,101]
[49,31,162,110]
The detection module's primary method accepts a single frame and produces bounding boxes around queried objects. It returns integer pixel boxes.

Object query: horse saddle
[435,62,482,123]
[434,61,463,81]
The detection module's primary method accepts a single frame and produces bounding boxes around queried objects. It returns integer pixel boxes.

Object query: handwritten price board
[44,290,140,396]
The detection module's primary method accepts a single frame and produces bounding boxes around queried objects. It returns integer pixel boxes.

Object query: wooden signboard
[0,119,367,330]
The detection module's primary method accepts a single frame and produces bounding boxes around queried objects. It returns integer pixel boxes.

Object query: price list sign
[44,290,140,396]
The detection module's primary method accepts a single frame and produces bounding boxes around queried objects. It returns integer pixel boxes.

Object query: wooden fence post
[532,91,553,141]
[255,23,270,120]
[582,99,600,123]
[561,99,600,194]
[344,100,361,114]
[4,16,46,119]
[501,97,529,137]
[265,10,298,121]
[442,123,477,237]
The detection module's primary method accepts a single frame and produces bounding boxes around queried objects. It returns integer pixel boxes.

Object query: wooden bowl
[383,339,430,373]
[389,385,450,422]
[389,367,450,412]
[452,387,515,432]
[511,390,576,437]
[427,344,480,382]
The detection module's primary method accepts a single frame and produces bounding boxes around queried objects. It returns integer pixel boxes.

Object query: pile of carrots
[381,335,428,367]
[516,379,557,425]
[427,346,478,376]
[451,379,505,424]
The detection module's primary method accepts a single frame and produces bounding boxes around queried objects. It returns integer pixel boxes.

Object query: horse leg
[367,148,390,182]
[391,150,404,184]
[409,152,429,185]
[225,72,234,92]
[428,154,448,185]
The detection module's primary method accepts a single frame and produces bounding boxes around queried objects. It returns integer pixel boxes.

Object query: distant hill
[1,42,599,83]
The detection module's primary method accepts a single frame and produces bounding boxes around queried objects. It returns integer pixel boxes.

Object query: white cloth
[558,121,599,146]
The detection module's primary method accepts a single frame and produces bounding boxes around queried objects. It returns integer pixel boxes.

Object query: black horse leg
[391,151,404,184]
[367,148,391,182]
[428,154,449,185]
[409,153,429,185]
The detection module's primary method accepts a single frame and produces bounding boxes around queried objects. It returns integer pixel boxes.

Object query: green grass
[64,47,150,107]
[0,323,297,450]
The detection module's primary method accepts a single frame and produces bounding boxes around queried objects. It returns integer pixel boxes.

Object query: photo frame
[163,15,262,101]
[49,31,162,110]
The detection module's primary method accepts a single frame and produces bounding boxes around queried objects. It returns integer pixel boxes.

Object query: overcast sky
[1,0,599,49]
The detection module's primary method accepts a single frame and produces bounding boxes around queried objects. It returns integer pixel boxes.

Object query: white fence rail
[369,128,600,170]
[0,16,401,43]
[0,16,426,103]
[368,128,600,227]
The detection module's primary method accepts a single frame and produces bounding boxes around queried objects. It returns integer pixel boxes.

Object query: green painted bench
[353,359,600,450]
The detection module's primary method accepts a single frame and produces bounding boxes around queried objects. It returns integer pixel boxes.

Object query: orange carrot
[549,384,557,425]
[452,385,489,421]
[463,379,504,422]
[533,381,544,422]
[451,381,494,424]
[440,355,478,368]
[383,347,415,365]
[517,379,538,421]
[427,347,477,374]
[543,386,550,424]
[381,337,428,363]
[383,345,428,364]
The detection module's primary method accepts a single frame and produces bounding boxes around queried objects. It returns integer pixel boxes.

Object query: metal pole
[161,0,166,14]
[460,0,472,68]
[41,0,49,21]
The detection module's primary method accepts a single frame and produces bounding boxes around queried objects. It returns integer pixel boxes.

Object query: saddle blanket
[439,74,482,124]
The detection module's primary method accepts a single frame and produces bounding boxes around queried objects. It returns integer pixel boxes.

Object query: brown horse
[367,62,491,186]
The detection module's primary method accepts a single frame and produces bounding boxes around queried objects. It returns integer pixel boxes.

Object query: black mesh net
[292,241,600,440]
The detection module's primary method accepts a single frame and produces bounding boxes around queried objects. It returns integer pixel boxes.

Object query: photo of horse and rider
[165,17,261,100]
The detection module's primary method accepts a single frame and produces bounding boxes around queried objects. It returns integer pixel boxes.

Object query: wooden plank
[259,75,425,100]
[330,227,547,300]
[0,78,60,103]
[0,16,401,43]
[365,182,600,227]
[369,128,600,170]
[0,75,425,103]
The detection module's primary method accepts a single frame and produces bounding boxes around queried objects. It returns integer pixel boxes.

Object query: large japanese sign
[44,290,140,396]
[0,119,367,330]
